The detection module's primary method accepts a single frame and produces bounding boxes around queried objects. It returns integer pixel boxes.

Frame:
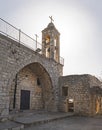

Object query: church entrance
[9,62,53,111]
[20,90,30,110]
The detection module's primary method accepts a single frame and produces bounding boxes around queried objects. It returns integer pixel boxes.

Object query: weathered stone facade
[0,19,102,120]
[58,74,102,116]
[0,31,63,118]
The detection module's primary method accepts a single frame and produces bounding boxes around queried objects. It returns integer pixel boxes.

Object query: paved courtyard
[24,116,102,130]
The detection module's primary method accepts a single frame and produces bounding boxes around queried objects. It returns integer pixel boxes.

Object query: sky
[0,0,102,78]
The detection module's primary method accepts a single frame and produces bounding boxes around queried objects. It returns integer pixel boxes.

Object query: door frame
[20,90,30,110]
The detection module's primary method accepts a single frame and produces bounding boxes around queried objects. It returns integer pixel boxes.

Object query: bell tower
[42,17,60,63]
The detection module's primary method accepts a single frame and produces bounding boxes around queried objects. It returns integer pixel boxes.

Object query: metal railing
[0,18,42,52]
[0,18,64,65]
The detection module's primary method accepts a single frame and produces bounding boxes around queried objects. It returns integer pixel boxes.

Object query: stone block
[20,125,24,129]
[12,127,20,130]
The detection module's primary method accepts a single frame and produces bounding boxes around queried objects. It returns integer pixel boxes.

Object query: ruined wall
[0,34,63,118]
[58,74,102,116]
[89,76,102,115]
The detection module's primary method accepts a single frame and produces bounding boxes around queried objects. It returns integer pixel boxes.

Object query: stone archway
[9,62,54,112]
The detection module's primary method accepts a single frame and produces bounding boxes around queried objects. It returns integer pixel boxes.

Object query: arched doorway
[95,96,101,114]
[9,62,53,111]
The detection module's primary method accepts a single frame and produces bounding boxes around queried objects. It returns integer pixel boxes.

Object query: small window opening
[37,78,41,86]
[62,87,68,96]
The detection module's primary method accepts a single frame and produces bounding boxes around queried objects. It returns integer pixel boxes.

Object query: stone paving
[24,116,102,130]
[1,110,102,130]
[0,120,24,130]
[0,111,73,130]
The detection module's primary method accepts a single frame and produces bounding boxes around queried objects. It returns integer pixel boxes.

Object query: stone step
[0,120,24,130]
[0,112,74,129]
[13,112,74,128]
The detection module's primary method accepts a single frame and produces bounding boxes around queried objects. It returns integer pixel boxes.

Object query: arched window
[45,35,50,44]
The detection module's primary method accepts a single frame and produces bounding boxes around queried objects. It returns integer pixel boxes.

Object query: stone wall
[58,74,102,116]
[0,34,63,118]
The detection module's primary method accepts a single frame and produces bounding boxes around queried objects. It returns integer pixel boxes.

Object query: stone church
[0,18,102,120]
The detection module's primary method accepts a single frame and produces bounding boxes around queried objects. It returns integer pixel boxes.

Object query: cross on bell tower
[42,17,60,63]
[49,16,54,23]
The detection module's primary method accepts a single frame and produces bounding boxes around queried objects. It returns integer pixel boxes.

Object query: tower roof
[47,22,55,28]
[42,22,60,35]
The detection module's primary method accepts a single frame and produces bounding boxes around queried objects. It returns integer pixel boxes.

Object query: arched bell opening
[45,35,50,58]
